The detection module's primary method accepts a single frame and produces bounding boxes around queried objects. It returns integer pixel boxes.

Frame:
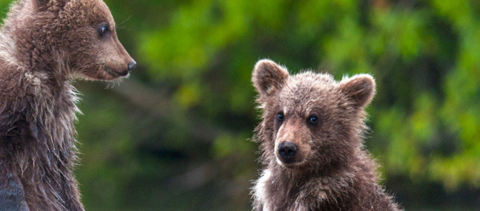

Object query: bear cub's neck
[263,149,370,210]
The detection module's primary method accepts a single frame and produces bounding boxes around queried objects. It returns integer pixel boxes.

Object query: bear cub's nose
[127,61,137,72]
[278,142,297,162]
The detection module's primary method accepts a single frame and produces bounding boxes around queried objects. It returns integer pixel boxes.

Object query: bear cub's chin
[276,157,308,169]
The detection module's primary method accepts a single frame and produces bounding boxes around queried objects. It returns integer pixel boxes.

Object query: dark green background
[1,0,480,210]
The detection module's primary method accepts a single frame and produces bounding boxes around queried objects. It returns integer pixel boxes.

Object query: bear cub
[251,59,401,211]
[0,0,135,210]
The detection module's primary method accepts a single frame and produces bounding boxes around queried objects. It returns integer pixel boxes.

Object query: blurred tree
[1,0,479,210]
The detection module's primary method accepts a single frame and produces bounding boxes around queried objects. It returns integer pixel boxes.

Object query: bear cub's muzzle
[277,141,297,164]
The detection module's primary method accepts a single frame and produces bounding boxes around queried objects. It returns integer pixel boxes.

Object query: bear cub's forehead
[290,72,336,87]
[63,0,115,24]
[276,72,340,111]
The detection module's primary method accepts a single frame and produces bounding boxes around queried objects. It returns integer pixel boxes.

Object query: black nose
[128,61,137,72]
[278,142,297,160]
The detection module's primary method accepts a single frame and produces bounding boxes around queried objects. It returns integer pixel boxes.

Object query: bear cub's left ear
[338,74,376,108]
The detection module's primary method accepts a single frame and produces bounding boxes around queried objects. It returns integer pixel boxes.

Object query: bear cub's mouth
[277,158,307,169]
[105,66,129,77]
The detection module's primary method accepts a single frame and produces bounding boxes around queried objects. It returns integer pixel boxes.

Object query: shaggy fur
[251,59,401,211]
[0,0,135,210]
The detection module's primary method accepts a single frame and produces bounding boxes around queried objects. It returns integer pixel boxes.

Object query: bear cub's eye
[97,23,110,37]
[308,115,319,125]
[277,113,285,122]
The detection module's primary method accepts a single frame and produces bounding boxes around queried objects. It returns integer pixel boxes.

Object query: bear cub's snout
[273,114,313,168]
[277,141,297,163]
[128,60,137,72]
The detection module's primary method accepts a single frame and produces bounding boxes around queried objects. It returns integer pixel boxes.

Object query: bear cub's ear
[338,74,376,108]
[252,59,289,96]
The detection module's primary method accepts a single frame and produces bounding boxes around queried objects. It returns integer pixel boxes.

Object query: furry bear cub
[251,59,401,211]
[0,0,135,210]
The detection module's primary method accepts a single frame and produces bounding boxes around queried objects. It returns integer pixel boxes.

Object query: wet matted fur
[0,0,135,210]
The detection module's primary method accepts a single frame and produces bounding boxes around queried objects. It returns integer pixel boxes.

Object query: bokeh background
[2,0,480,210]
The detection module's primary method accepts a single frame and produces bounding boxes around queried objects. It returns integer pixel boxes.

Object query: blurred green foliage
[1,0,480,210]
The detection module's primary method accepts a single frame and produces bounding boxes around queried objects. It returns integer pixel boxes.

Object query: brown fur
[0,0,135,210]
[251,59,401,211]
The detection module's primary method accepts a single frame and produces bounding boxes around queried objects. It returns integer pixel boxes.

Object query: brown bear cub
[251,59,401,211]
[0,0,135,210]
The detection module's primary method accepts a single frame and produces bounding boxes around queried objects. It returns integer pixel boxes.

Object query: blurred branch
[111,78,231,142]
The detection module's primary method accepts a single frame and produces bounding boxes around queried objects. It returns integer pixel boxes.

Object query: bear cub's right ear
[252,59,289,96]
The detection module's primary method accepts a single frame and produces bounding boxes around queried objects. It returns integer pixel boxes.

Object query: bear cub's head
[252,59,375,172]
[11,0,136,80]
